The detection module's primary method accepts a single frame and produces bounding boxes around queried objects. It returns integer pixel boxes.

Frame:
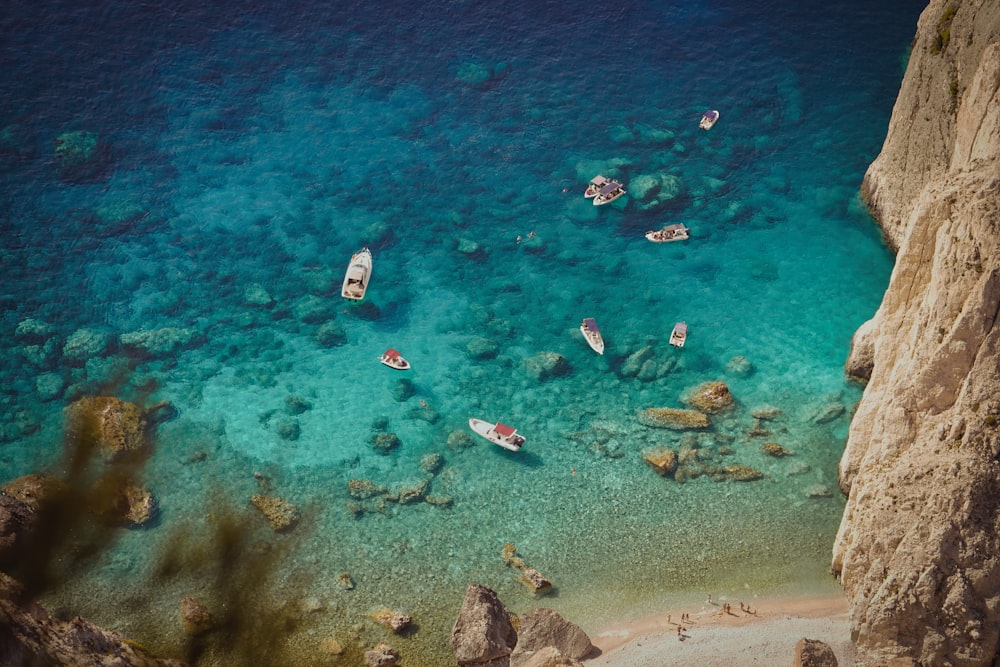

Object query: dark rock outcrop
[179,596,214,636]
[792,637,839,667]
[364,642,399,667]
[0,572,185,666]
[451,583,517,666]
[509,608,594,667]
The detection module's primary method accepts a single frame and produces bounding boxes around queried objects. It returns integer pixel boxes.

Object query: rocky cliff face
[832,1,1000,666]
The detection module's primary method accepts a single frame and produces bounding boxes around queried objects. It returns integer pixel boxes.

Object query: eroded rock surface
[833,3,1000,665]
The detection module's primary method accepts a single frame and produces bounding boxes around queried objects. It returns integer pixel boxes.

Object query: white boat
[669,321,688,348]
[468,418,525,452]
[699,110,719,130]
[379,348,410,370]
[645,223,690,243]
[580,317,605,355]
[593,180,626,206]
[342,247,372,300]
[584,175,610,199]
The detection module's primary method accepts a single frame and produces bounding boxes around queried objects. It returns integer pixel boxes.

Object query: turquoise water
[1,1,919,664]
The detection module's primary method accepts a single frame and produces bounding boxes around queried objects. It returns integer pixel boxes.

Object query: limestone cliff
[833,1,1000,666]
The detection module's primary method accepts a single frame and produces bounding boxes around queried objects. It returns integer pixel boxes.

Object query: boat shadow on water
[490,447,544,468]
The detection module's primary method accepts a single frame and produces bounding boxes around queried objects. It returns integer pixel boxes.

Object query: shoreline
[585,592,854,666]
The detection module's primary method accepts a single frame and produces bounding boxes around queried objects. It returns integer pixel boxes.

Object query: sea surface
[1,1,921,664]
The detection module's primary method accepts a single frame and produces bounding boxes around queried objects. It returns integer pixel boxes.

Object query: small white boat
[699,110,719,130]
[379,348,410,370]
[645,223,691,243]
[669,322,688,348]
[584,175,610,199]
[342,247,372,300]
[593,180,626,206]
[469,418,525,452]
[580,317,605,355]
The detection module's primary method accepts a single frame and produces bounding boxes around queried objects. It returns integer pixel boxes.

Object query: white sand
[585,594,855,666]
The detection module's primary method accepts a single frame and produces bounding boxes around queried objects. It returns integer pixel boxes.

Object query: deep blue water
[1,1,921,664]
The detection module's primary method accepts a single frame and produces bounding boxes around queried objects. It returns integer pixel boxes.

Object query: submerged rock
[53,130,110,182]
[93,197,152,235]
[284,395,312,415]
[372,432,401,455]
[14,318,53,344]
[315,321,347,347]
[62,328,111,363]
[250,494,299,532]
[629,172,683,212]
[683,381,734,414]
[642,448,678,476]
[64,396,148,462]
[456,237,482,257]
[811,402,846,424]
[348,479,386,499]
[0,572,185,666]
[619,345,655,378]
[637,407,710,430]
[35,372,65,401]
[466,336,500,360]
[751,405,783,420]
[420,453,445,474]
[364,642,399,667]
[521,568,552,594]
[725,355,756,377]
[723,465,764,482]
[120,327,202,358]
[90,475,157,527]
[180,596,215,636]
[371,608,412,633]
[761,442,793,457]
[243,283,274,307]
[389,479,429,504]
[275,418,301,441]
[456,60,507,88]
[393,378,415,402]
[523,351,571,381]
[447,430,476,450]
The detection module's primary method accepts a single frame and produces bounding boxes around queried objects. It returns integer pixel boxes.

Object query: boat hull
[380,357,411,370]
[469,418,523,452]
[645,225,690,243]
[342,248,373,300]
[580,319,605,355]
[593,189,625,206]
[669,322,688,348]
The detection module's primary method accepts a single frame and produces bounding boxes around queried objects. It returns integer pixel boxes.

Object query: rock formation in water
[832,1,1000,665]
[0,571,185,667]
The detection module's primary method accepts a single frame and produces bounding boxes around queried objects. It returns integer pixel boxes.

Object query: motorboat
[579,317,605,355]
[584,175,611,198]
[342,247,372,300]
[468,418,525,452]
[593,180,626,206]
[379,348,410,370]
[699,110,720,130]
[669,321,688,348]
[645,223,690,243]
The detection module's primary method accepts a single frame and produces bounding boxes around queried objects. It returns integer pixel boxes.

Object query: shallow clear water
[1,1,920,664]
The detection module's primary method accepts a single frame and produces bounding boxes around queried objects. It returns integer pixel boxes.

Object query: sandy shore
[585,594,855,666]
